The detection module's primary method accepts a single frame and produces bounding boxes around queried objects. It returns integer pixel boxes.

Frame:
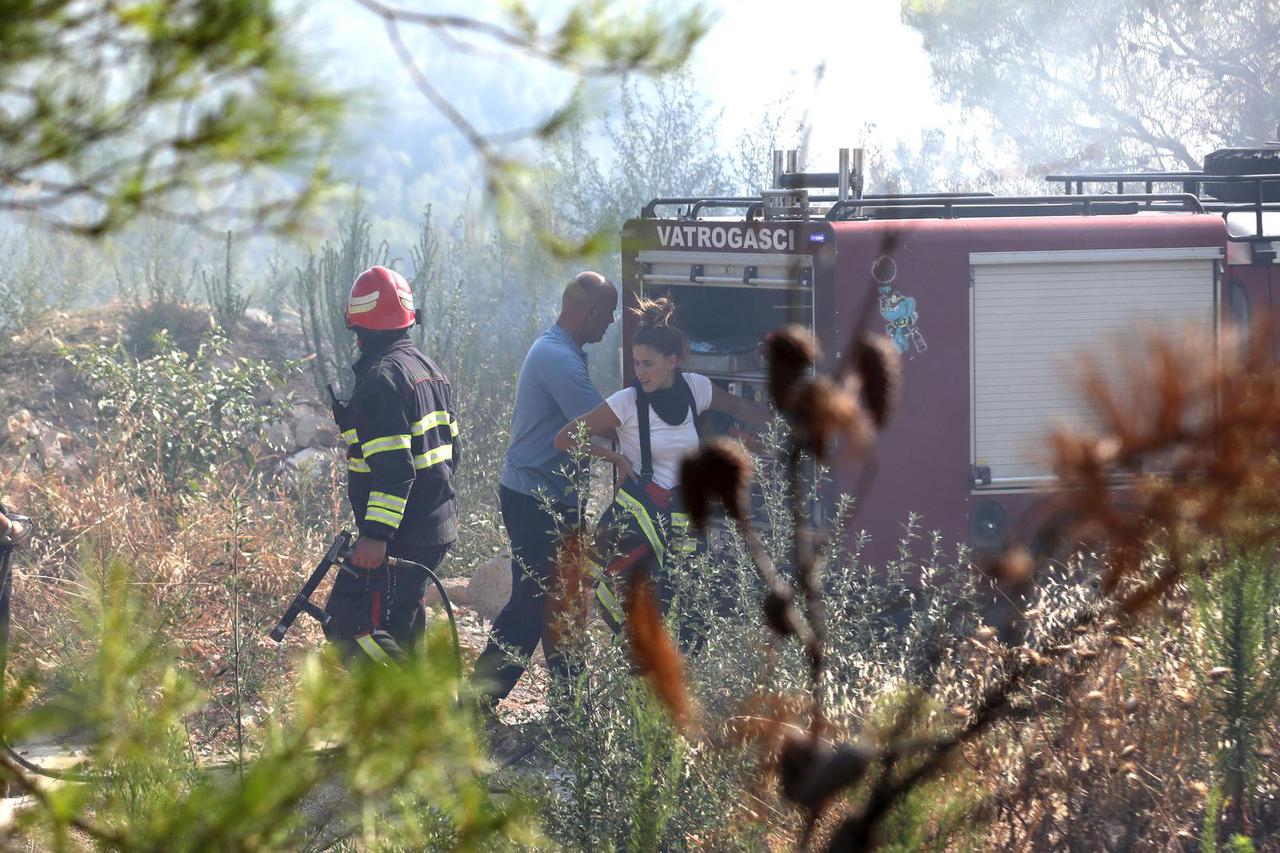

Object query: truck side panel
[831,214,1228,569]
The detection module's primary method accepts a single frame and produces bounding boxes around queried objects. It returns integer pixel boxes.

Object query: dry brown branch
[624,571,698,733]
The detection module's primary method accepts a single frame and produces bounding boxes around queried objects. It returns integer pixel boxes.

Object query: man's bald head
[562,271,610,310]
[558,271,617,346]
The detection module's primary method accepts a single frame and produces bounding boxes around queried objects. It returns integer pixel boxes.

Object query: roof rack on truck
[826,193,1204,221]
[642,192,996,221]
[1047,146,1280,244]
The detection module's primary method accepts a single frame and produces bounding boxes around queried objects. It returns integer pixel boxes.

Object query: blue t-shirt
[500,324,605,504]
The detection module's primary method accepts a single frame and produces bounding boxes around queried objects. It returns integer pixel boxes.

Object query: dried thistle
[624,571,696,731]
[764,325,819,412]
[848,332,901,428]
[679,438,753,531]
[547,532,591,649]
[762,585,799,638]
[1046,324,1280,604]
[776,732,872,815]
[784,376,873,463]
[980,546,1034,588]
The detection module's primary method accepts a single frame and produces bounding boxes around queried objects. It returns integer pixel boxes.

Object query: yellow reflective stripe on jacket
[613,488,665,566]
[362,434,412,457]
[368,491,407,513]
[413,444,453,469]
[342,429,359,446]
[450,420,460,438]
[355,634,391,665]
[411,411,451,435]
[347,458,371,474]
[365,506,403,528]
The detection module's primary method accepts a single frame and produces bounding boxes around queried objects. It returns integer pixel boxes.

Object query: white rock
[2,409,36,442]
[284,448,343,490]
[286,446,338,471]
[467,555,513,621]
[32,424,75,473]
[243,309,274,329]
[424,576,471,609]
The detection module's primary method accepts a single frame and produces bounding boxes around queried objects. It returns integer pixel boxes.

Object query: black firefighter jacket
[334,336,459,547]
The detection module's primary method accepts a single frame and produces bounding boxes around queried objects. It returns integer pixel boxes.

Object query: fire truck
[620,146,1280,566]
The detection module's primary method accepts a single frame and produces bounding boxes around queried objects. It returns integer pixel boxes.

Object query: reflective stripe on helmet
[347,290,380,314]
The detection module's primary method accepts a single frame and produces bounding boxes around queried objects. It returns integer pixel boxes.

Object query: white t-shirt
[605,373,714,491]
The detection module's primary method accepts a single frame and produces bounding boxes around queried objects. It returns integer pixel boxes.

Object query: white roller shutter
[970,247,1220,487]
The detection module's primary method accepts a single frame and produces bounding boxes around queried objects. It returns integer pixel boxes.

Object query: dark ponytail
[632,296,688,361]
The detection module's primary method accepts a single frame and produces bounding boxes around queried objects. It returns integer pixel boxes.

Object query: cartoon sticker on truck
[871,255,927,356]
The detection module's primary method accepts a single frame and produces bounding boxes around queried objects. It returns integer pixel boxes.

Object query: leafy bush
[62,330,290,492]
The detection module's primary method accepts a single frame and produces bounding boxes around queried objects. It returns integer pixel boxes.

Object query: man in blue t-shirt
[473,271,617,707]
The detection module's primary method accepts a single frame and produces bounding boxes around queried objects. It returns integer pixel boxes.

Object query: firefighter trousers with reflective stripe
[322,542,452,665]
[591,480,702,647]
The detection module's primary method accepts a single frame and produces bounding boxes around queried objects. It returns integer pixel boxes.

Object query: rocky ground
[435,556,550,727]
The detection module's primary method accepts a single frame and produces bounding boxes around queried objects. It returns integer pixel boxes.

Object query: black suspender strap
[680,373,701,440]
[636,385,654,481]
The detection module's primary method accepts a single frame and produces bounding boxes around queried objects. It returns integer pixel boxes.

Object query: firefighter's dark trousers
[472,486,581,706]
[322,541,452,665]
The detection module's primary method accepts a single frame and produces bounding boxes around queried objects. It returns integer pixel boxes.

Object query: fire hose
[268,530,463,681]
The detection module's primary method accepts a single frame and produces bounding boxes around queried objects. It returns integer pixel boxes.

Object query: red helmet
[345,266,417,331]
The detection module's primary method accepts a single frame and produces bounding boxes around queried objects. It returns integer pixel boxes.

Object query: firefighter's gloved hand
[350,535,388,570]
[0,513,27,547]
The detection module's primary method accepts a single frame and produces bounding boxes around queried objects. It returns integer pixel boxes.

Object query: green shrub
[62,330,290,492]
[1191,549,1280,836]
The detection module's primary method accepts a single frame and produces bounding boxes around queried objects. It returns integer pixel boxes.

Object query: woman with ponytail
[555,297,767,635]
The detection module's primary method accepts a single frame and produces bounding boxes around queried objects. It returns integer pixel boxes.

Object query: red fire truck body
[621,151,1280,565]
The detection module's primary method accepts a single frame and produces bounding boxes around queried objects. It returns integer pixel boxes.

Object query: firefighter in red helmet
[322,266,461,664]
